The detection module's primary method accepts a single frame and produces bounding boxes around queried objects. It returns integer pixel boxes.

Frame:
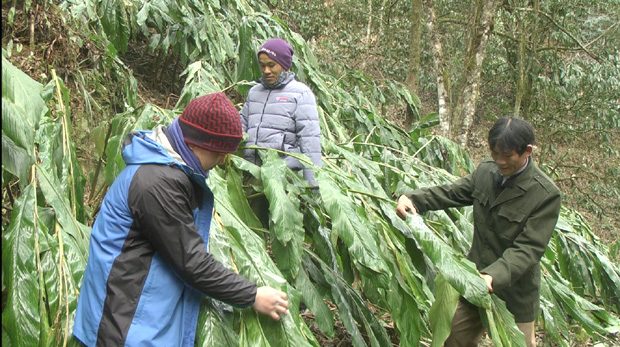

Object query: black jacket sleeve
[128,164,257,307]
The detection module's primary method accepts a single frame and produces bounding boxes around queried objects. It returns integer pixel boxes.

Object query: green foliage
[285,0,620,241]
[2,1,619,347]
[2,61,90,347]
[2,53,48,186]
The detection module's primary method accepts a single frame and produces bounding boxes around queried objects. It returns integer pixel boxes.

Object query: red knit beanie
[178,92,243,153]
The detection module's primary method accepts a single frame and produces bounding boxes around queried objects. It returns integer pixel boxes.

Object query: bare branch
[584,21,619,49]
[515,7,602,63]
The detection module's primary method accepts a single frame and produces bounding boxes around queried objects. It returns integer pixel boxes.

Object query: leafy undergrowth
[301,303,399,347]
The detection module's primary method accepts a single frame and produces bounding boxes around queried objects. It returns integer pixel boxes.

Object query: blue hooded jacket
[73,130,256,346]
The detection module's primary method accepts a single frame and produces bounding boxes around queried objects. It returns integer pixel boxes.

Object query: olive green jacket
[406,158,561,322]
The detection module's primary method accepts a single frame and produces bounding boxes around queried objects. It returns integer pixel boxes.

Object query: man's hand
[253,286,289,321]
[480,273,493,292]
[396,195,417,220]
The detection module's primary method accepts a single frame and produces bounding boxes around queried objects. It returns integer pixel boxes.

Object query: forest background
[278,0,620,242]
[2,0,619,346]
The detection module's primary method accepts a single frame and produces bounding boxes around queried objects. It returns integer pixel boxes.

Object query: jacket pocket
[496,206,526,241]
[472,188,490,230]
[472,188,489,206]
[498,206,526,223]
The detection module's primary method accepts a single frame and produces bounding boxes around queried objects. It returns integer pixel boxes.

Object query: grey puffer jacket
[241,72,322,186]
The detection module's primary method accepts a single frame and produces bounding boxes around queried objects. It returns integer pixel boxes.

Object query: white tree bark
[456,0,502,147]
[366,0,373,43]
[378,0,387,38]
[425,0,451,138]
[404,0,423,127]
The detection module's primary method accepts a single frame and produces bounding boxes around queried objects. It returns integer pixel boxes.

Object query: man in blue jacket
[73,92,289,346]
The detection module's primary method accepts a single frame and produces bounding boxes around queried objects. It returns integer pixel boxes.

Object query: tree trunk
[366,0,373,44]
[501,0,540,119]
[424,0,451,137]
[519,0,540,119]
[455,0,501,147]
[378,0,387,38]
[404,0,423,128]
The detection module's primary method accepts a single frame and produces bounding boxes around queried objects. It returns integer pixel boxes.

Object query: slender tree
[405,0,423,128]
[424,0,451,137]
[455,0,502,146]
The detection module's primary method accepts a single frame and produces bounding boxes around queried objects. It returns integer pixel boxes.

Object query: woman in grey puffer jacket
[240,38,322,187]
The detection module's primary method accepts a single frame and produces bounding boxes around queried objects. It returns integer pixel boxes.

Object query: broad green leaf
[405,214,490,308]
[238,312,270,347]
[39,74,87,223]
[1,55,46,151]
[2,55,47,185]
[259,151,305,280]
[539,272,571,346]
[223,164,262,230]
[429,274,459,347]
[236,18,260,88]
[39,220,83,346]
[379,252,426,346]
[260,151,305,244]
[1,134,33,184]
[295,266,334,337]
[207,170,316,346]
[2,184,41,347]
[546,272,619,336]
[196,298,239,346]
[99,0,130,54]
[36,166,90,262]
[481,296,527,347]
[357,201,428,345]
[303,252,392,347]
[316,171,391,289]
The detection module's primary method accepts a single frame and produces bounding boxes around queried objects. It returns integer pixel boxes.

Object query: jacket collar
[491,161,535,208]
[259,71,295,89]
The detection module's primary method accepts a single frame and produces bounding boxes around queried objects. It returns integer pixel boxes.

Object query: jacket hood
[122,130,178,166]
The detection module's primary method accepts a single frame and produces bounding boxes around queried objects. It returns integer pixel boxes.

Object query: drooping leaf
[1,134,33,185]
[196,298,240,347]
[481,295,527,347]
[260,151,305,280]
[2,184,41,347]
[206,169,319,347]
[404,214,490,308]
[316,170,391,290]
[236,18,260,94]
[294,265,334,337]
[302,251,392,347]
[2,55,47,185]
[429,273,459,347]
[99,0,130,54]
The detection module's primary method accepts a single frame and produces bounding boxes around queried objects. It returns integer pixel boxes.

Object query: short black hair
[488,117,535,155]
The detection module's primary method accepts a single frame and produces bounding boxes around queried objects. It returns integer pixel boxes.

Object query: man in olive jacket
[396,117,561,347]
